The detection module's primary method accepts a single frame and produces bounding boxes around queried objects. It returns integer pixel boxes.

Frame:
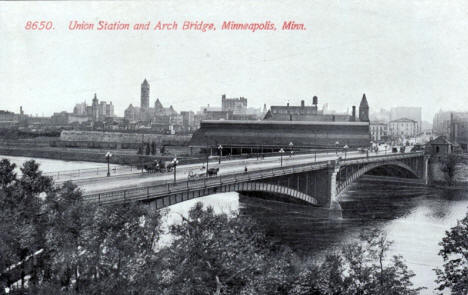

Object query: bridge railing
[339,151,424,165]
[85,162,331,205]
[42,165,137,181]
[85,151,424,205]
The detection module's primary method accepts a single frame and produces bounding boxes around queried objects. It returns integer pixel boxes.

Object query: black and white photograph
[0,1,467,294]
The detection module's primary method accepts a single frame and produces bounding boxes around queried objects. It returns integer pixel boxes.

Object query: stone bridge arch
[336,161,419,197]
[151,181,319,210]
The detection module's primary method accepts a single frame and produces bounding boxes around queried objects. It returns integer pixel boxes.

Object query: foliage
[156,202,294,295]
[136,144,143,155]
[145,142,151,155]
[290,229,423,295]
[1,160,426,294]
[434,211,468,295]
[0,159,53,291]
[151,141,157,155]
[440,153,462,186]
[0,158,162,294]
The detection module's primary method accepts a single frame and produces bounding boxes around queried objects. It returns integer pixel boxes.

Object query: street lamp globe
[105,152,112,177]
[217,145,223,164]
[279,148,285,167]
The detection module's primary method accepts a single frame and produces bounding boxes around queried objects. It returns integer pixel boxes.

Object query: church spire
[359,93,369,122]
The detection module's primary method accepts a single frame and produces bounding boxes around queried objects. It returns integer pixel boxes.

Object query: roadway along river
[3,155,468,294]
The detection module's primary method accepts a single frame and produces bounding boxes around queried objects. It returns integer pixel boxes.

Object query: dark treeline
[0,128,61,139]
[0,158,466,295]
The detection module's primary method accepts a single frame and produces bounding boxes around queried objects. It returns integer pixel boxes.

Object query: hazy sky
[1,0,468,121]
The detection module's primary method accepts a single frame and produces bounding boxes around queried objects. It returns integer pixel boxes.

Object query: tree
[0,159,163,294]
[0,159,16,189]
[434,211,468,295]
[137,144,143,155]
[290,229,423,295]
[151,141,157,155]
[158,202,293,295]
[440,153,462,186]
[0,159,53,290]
[39,191,162,294]
[145,142,151,155]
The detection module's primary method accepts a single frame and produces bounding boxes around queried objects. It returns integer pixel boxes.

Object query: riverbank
[0,145,202,165]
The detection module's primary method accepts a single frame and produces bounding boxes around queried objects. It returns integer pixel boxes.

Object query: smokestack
[301,100,305,107]
[287,102,289,107]
[352,106,356,121]
[313,96,318,105]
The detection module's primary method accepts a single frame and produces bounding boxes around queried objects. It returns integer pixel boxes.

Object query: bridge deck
[85,152,424,205]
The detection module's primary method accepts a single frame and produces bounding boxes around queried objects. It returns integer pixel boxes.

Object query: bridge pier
[422,155,431,185]
[327,160,342,219]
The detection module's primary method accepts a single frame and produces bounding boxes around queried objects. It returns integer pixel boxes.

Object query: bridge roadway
[82,151,426,209]
[78,150,381,194]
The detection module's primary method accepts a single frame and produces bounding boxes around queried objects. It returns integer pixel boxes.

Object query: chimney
[352,106,356,121]
[301,100,305,107]
[287,102,289,107]
[313,96,318,105]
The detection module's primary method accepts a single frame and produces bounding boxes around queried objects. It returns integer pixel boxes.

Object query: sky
[1,0,468,121]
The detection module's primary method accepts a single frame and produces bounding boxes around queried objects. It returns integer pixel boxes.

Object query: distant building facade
[388,118,419,139]
[221,94,247,114]
[72,93,114,122]
[123,79,184,133]
[432,110,452,137]
[264,94,369,123]
[432,110,468,151]
[450,112,468,152]
[390,106,421,133]
[370,121,387,142]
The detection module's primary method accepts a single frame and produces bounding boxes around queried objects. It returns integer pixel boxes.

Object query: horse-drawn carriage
[188,167,220,179]
[138,160,176,173]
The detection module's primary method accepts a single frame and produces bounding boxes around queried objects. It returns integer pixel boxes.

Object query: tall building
[433,110,452,136]
[141,79,150,110]
[359,93,369,122]
[450,112,468,152]
[92,94,99,122]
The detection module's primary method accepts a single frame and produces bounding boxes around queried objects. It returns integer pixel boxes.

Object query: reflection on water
[166,179,467,294]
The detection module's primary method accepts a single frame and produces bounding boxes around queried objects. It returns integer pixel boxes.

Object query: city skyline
[2,1,468,121]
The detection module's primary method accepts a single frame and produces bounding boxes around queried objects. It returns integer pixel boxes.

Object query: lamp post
[289,142,294,157]
[105,152,112,177]
[335,141,340,155]
[172,157,179,183]
[279,148,285,167]
[343,145,349,160]
[218,144,223,164]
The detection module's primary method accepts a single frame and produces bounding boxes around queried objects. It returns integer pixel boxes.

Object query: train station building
[189,94,371,154]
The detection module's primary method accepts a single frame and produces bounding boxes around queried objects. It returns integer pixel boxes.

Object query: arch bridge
[85,152,428,212]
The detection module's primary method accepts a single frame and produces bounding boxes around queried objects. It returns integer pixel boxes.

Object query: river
[0,155,122,174]
[3,155,467,294]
